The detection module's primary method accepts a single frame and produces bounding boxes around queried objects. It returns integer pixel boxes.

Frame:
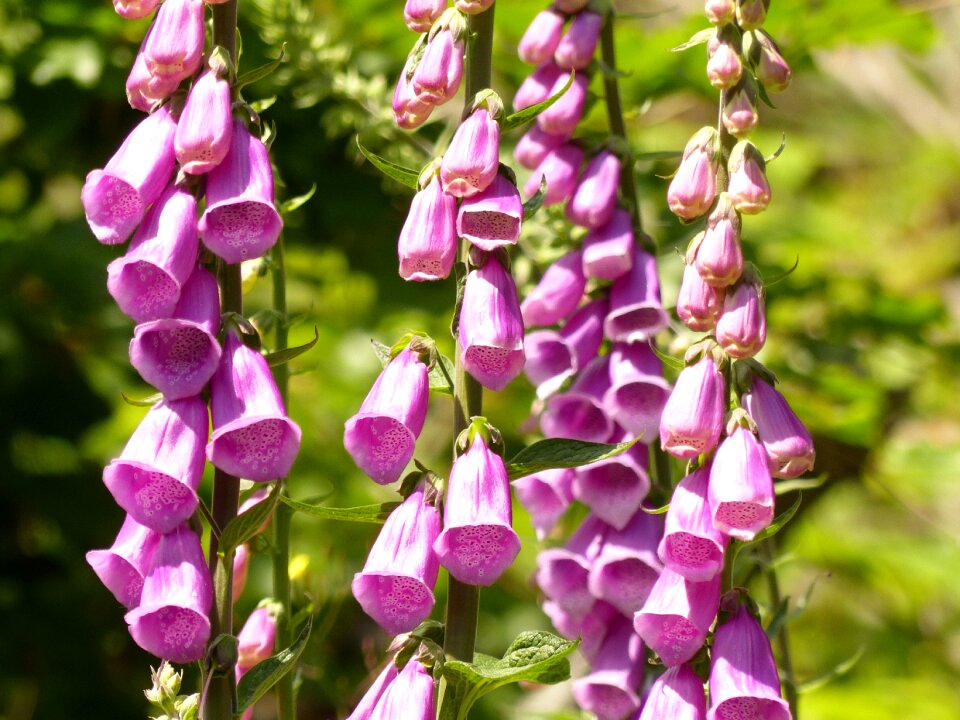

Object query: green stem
[761,538,799,718]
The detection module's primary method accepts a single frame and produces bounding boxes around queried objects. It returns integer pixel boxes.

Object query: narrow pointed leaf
[500,72,575,132]
[218,482,281,557]
[796,647,865,694]
[775,474,827,495]
[264,327,319,367]
[506,438,637,480]
[522,176,548,220]
[278,495,399,524]
[235,43,287,91]
[429,351,456,396]
[279,183,317,215]
[731,493,803,572]
[671,28,715,52]
[356,137,420,189]
[235,615,313,713]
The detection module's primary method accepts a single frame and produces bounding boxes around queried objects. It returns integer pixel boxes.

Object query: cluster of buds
[85,0,299,675]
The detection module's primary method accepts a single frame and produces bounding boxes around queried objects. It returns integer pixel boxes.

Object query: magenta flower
[667,126,719,220]
[587,508,663,615]
[124,523,213,663]
[677,261,725,332]
[393,68,433,130]
[572,614,644,720]
[513,62,564,112]
[728,141,772,214]
[542,599,618,662]
[457,173,523,251]
[603,341,672,440]
[716,280,766,359]
[722,79,759,137]
[346,661,398,720]
[86,514,160,609]
[525,142,584,206]
[366,658,436,720]
[141,0,205,86]
[520,248,586,327]
[113,0,162,19]
[659,355,726,459]
[559,297,607,372]
[540,355,614,443]
[126,44,181,111]
[708,427,774,541]
[742,377,816,479]
[514,125,568,170]
[659,465,728,581]
[638,665,708,720]
[398,173,458,281]
[535,512,607,617]
[554,11,602,70]
[512,468,574,540]
[404,0,446,33]
[573,442,651,530]
[706,37,743,89]
[604,246,670,342]
[458,256,525,391]
[81,107,177,245]
[536,71,589,137]
[696,193,743,287]
[523,329,576,398]
[566,150,622,229]
[237,606,278,674]
[352,484,441,634]
[518,10,565,65]
[455,0,494,13]
[199,119,284,263]
[582,209,635,281]
[412,29,464,106]
[207,331,302,482]
[441,107,500,198]
[233,542,250,600]
[433,433,521,586]
[175,68,234,175]
[103,396,208,533]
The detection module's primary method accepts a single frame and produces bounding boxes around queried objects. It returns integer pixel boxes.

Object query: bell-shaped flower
[440,107,500,198]
[207,331,302,481]
[367,658,436,720]
[126,44,182,111]
[433,433,521,585]
[660,355,726,459]
[124,524,213,663]
[237,605,278,675]
[199,119,284,263]
[604,246,670,342]
[86,514,160,609]
[705,0,736,25]
[678,261,725,332]
[750,30,792,93]
[572,614,644,720]
[514,125,568,170]
[706,36,743,89]
[352,484,441,634]
[742,377,815,479]
[582,208,634,281]
[543,599,618,663]
[667,126,719,220]
[555,11,602,70]
[346,661,399,720]
[513,62,564,112]
[523,329,576,399]
[566,150,622,229]
[535,513,607,618]
[708,603,791,720]
[404,0,446,33]
[587,508,663,615]
[696,192,743,287]
[142,0,205,85]
[455,0,494,13]
[129,265,222,400]
[708,427,774,540]
[412,29,464,106]
[603,342,671,439]
[716,279,766,358]
[727,141,771,214]
[722,78,759,137]
[512,468,574,540]
[393,67,433,130]
[458,256,525,391]
[536,71,589,137]
[106,184,198,322]
[399,173,458,281]
[519,10,565,65]
[520,248,585,327]
[103,396,208,533]
[176,68,234,175]
[81,107,177,245]
[114,0,163,19]
[540,355,614,443]
[457,172,523,252]
[634,567,720,666]
[560,297,607,371]
[525,142,584,206]
[659,465,728,581]
[573,439,651,530]
[638,665,708,720]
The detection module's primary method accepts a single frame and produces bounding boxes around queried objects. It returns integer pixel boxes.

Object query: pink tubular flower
[199,119,284,263]
[114,0,163,19]
[677,261,725,332]
[457,173,523,251]
[572,442,651,530]
[659,465,728,581]
[535,513,606,617]
[513,62,564,112]
[722,79,759,137]
[346,661,398,720]
[344,346,429,484]
[124,524,213,663]
[706,37,743,89]
[393,68,433,130]
[716,280,766,358]
[604,246,670,343]
[523,329,576,398]
[512,468,574,540]
[742,377,816,479]
[412,29,464,106]
[727,141,771,214]
[81,107,177,245]
[129,266,222,400]
[103,397,208,534]
[86,514,160,609]
[554,11,603,70]
[455,0,494,14]
[352,484,441,634]
[560,297,607,371]
[659,355,726,459]
[232,543,250,601]
[566,150,622,229]
[587,508,664,615]
[572,614,645,720]
[752,30,792,93]
[520,248,586,327]
[126,44,182,111]
[536,71,589,137]
[525,142,583,206]
[603,342,672,440]
[708,427,774,540]
[544,599,618,662]
[175,69,234,175]
[237,606,278,675]
[514,125,568,170]
[519,10,565,65]
[696,193,743,287]
[207,331,302,482]
[582,209,635,281]
[367,658,436,720]
[708,603,791,720]
[404,0,446,33]
[433,433,521,586]
[540,355,614,443]
[398,173,458,281]
[142,0,205,85]
[458,256,525,391]
[638,665,708,720]
[440,107,500,198]
[667,126,719,220]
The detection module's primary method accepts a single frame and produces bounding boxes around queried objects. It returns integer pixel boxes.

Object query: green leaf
[279,183,316,215]
[642,503,671,515]
[775,474,827,495]
[235,615,313,714]
[356,136,420,189]
[429,351,456,396]
[235,43,286,91]
[633,149,684,162]
[797,647,865,694]
[278,495,399,524]
[264,326,319,367]
[522,176,547,220]
[120,391,162,407]
[500,72,575,132]
[218,482,281,557]
[671,28,715,52]
[506,437,638,480]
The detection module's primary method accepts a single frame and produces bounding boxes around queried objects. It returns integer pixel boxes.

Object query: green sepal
[522,176,548,220]
[235,615,313,714]
[264,326,319,367]
[500,72,575,132]
[356,136,420,190]
[506,437,638,480]
[121,391,163,407]
[278,495,399,524]
[218,481,281,558]
[235,43,286,92]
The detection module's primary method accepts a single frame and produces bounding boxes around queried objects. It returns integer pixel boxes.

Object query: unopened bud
[736,0,769,31]
[704,0,736,24]
[748,30,792,93]
[696,192,743,286]
[727,141,771,214]
[667,126,719,220]
[722,78,759,138]
[707,35,743,89]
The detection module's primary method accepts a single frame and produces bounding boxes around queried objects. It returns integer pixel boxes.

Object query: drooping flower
[704,0,736,25]
[566,151,622,230]
[722,78,759,137]
[440,106,500,198]
[86,514,161,609]
[514,125,568,170]
[708,426,774,541]
[742,377,816,479]
[638,665,708,720]
[659,355,726,459]
[558,297,607,372]
[520,248,586,327]
[543,599,618,663]
[141,0,205,87]
[404,0,446,34]
[393,66,433,130]
[455,0,494,14]
[706,35,743,89]
[398,173,458,281]
[716,279,766,359]
[524,142,583,206]
[233,542,250,601]
[346,660,399,720]
[677,261,725,332]
[659,465,728,581]
[536,70,589,137]
[696,192,743,287]
[667,126,719,220]
[582,209,635,281]
[749,30,792,93]
[113,0,163,19]
[366,657,436,720]
[175,68,234,175]
[727,141,771,215]
[736,0,768,31]
[518,10,565,66]
[540,355,614,443]
[513,61,564,112]
[457,172,523,251]
[512,468,574,540]
[523,329,577,399]
[587,508,663,615]
[604,245,670,342]
[571,614,645,720]
[572,441,651,530]
[535,513,607,618]
[603,341,672,440]
[126,42,182,111]
[237,605,278,675]
[412,28,464,106]
[554,11,603,71]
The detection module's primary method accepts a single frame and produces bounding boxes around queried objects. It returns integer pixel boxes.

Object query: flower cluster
[85,0,299,668]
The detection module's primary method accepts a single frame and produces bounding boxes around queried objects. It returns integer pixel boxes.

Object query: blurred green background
[1,0,959,718]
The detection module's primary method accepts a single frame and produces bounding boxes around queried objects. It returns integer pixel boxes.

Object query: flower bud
[535,513,606,617]
[126,45,182,111]
[727,141,771,214]
[659,465,728,581]
[573,442,651,530]
[520,248,586,327]
[722,78,759,138]
[514,125,568,170]
[742,377,815,479]
[86,515,160,609]
[536,70,589,137]
[677,261,725,332]
[364,658,436,720]
[457,172,523,251]
[659,355,725,459]
[412,29,464,106]
[524,142,583,206]
[716,279,766,358]
[455,0,494,14]
[176,69,234,175]
[572,615,644,720]
[582,208,635,280]
[602,341,672,439]
[696,193,743,286]
[404,0,446,33]
[554,11,603,71]
[440,107,501,198]
[512,468,574,540]
[237,606,278,673]
[667,126,719,220]
[706,36,743,89]
[393,68,434,130]
[345,661,398,720]
[541,355,614,443]
[519,10,565,65]
[750,29,792,93]
[704,0,736,25]
[638,665,708,720]
[232,543,250,600]
[513,62,564,112]
[399,174,458,281]
[708,427,774,540]
[587,509,663,614]
[604,246,670,343]
[736,0,769,31]
[114,0,163,18]
[142,0,205,85]
[566,150,622,229]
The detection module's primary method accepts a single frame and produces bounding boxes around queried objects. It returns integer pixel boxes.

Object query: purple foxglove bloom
[696,193,743,287]
[352,485,441,634]
[344,347,429,484]
[199,119,284,263]
[520,248,586,327]
[126,46,181,111]
[722,79,759,137]
[708,604,791,720]
[455,0,494,14]
[638,665,708,720]
[81,107,177,245]
[346,661,399,720]
[742,378,815,479]
[604,246,670,343]
[736,0,768,31]
[705,0,736,25]
[660,356,725,459]
[106,185,198,323]
[207,332,302,481]
[519,10,565,65]
[659,465,728,581]
[393,68,433,130]
[716,280,766,359]
[572,615,644,720]
[581,209,635,281]
[535,512,607,617]
[677,262,725,332]
[114,0,163,19]
[706,37,743,89]
[566,151,622,229]
[103,397,208,533]
[232,542,250,600]
[543,599,618,663]
[237,606,278,674]
[412,29,464,106]
[513,62,564,112]
[573,441,651,530]
[668,127,719,220]
[399,174,458,281]
[525,142,584,206]
[404,0,446,33]
[602,341,672,439]
[560,297,607,371]
[587,508,663,615]
[458,256,525,391]
[708,427,774,540]
[554,11,603,71]
[124,524,213,663]
[512,467,574,539]
[142,0,205,85]
[129,266,222,400]
[540,355,614,443]
[752,30,792,93]
[536,71,589,137]
[634,567,720,666]
[727,141,771,214]
[457,173,523,251]
[433,434,521,585]
[368,658,436,720]
[86,514,160,609]
[440,107,500,198]
[175,69,234,175]
[523,329,576,398]
[514,125,568,170]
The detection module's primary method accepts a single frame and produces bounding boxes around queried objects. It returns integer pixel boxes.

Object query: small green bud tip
[472,89,505,120]
[207,46,234,80]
